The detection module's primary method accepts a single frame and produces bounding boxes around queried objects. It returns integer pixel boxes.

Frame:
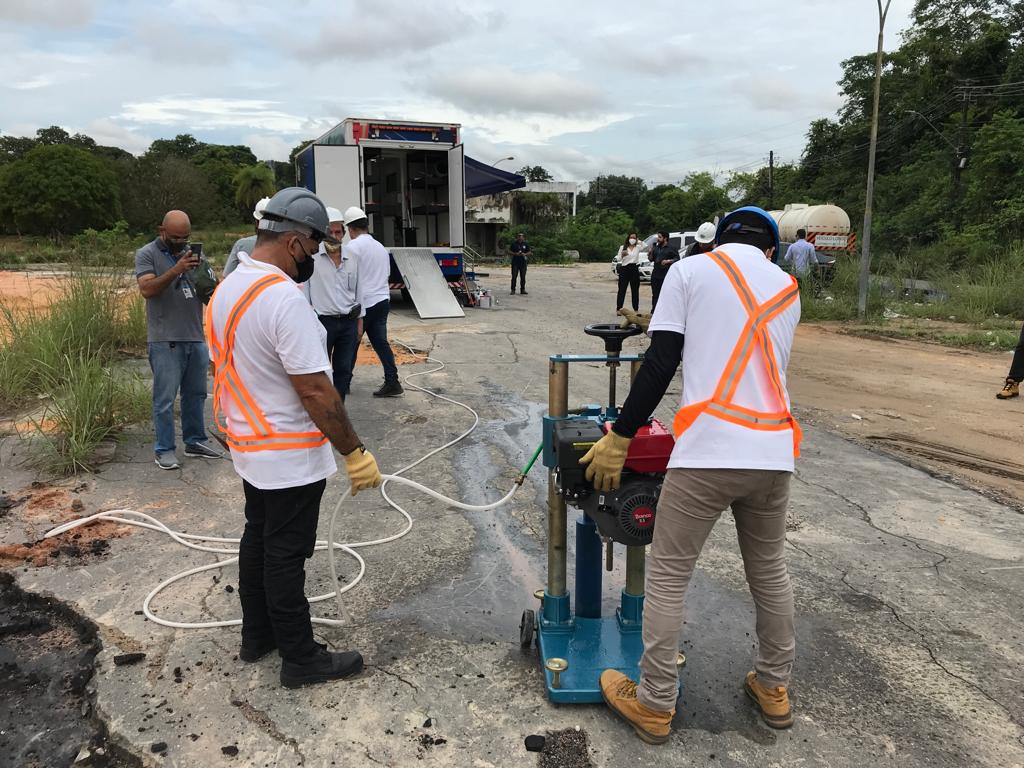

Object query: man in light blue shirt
[304,207,364,401]
[784,229,817,277]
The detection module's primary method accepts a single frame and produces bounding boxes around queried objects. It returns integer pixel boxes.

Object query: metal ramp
[390,248,466,319]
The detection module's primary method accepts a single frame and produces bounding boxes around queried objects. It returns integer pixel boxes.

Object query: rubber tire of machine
[519,609,536,649]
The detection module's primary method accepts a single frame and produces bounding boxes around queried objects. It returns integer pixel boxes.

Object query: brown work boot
[744,671,794,729]
[600,669,673,744]
[996,378,1020,400]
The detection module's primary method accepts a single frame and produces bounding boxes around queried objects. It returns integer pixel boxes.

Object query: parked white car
[611,231,696,281]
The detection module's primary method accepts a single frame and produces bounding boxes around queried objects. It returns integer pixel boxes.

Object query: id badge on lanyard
[181,280,194,300]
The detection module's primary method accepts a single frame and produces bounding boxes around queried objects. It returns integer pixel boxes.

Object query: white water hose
[44,344,542,630]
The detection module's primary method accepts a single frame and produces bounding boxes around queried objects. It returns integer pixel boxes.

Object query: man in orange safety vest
[207,187,382,689]
[583,206,801,742]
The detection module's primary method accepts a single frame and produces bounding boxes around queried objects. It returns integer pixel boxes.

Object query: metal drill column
[547,359,569,600]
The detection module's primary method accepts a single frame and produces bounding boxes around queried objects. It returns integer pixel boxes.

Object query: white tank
[768,204,850,243]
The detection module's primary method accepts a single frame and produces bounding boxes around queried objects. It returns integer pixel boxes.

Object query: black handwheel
[519,609,536,649]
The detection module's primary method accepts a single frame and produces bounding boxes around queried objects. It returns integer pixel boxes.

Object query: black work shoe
[239,637,277,663]
[520,291,529,295]
[373,381,404,397]
[280,648,364,688]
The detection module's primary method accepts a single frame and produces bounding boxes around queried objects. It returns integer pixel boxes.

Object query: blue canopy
[464,156,526,197]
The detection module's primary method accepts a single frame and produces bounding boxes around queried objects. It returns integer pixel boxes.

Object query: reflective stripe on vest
[672,250,802,457]
[205,274,329,453]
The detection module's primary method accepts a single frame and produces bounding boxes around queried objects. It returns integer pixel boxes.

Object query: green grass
[0,270,150,474]
[0,225,249,268]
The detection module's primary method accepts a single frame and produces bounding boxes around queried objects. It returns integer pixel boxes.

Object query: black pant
[650,275,665,312]
[617,263,640,311]
[511,255,527,293]
[1009,322,1024,381]
[318,314,359,399]
[359,300,398,383]
[238,479,326,662]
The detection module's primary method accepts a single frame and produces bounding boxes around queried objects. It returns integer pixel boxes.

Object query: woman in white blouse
[616,231,646,312]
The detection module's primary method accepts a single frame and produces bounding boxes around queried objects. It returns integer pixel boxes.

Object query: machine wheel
[519,609,536,649]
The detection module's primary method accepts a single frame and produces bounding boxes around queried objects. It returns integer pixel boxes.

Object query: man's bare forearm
[300,382,362,455]
[139,268,181,298]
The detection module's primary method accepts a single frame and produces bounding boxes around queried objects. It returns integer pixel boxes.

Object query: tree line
[0,128,294,237]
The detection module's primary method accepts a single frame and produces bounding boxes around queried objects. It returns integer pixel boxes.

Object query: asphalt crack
[793,474,951,578]
[505,333,520,363]
[368,664,420,691]
[839,572,1023,738]
[230,695,307,765]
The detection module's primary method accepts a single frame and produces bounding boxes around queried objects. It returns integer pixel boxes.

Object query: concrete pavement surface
[2,264,1022,767]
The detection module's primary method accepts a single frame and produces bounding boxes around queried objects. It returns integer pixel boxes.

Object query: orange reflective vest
[205,274,329,453]
[672,250,802,458]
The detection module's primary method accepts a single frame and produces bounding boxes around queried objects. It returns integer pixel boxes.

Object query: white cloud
[118,97,335,135]
[732,77,805,112]
[423,70,610,117]
[83,118,152,155]
[242,133,296,162]
[0,0,94,27]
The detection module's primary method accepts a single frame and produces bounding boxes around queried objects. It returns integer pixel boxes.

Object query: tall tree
[0,145,120,236]
[234,164,276,215]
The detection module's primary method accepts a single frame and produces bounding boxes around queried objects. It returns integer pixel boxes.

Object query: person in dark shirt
[648,231,679,311]
[510,233,531,295]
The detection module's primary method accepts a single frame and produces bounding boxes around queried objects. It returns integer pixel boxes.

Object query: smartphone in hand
[189,243,203,257]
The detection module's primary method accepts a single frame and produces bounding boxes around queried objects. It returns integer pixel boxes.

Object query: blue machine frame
[535,353,650,704]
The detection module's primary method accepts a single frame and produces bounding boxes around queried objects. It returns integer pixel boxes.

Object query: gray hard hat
[257,187,337,244]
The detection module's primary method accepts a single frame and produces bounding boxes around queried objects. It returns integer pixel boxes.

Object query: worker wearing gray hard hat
[206,187,383,688]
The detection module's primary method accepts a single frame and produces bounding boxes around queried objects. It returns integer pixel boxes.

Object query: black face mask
[290,237,316,283]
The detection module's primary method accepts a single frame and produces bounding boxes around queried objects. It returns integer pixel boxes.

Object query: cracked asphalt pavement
[1,263,1022,767]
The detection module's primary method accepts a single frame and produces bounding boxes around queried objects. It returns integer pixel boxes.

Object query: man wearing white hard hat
[342,206,403,397]
[684,222,716,258]
[303,207,364,401]
[224,196,271,277]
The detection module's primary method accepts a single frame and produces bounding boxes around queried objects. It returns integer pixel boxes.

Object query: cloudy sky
[1,0,917,183]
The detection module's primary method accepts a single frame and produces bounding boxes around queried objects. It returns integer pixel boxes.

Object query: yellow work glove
[617,307,652,333]
[579,430,632,492]
[343,446,382,496]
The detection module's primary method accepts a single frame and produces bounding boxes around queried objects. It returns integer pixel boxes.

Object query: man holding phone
[135,209,223,470]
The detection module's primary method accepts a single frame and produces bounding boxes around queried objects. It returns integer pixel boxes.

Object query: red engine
[607,419,674,474]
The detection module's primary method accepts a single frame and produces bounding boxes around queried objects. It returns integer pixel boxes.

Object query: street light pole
[858,0,892,319]
[492,156,515,168]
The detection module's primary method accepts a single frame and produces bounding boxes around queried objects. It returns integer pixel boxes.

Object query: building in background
[466,181,579,256]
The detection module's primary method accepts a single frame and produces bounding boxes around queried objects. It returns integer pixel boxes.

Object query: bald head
[159,210,192,254]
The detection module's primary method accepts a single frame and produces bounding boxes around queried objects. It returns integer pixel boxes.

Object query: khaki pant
[637,468,795,713]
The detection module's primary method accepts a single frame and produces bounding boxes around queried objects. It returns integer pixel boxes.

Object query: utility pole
[953,84,971,232]
[768,150,775,209]
[858,0,892,319]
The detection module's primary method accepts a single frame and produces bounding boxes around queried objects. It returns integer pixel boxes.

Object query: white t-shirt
[648,242,801,472]
[210,252,337,490]
[346,233,391,309]
[303,244,364,318]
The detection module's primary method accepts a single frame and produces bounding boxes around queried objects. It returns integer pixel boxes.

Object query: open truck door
[310,145,362,214]
[447,144,465,248]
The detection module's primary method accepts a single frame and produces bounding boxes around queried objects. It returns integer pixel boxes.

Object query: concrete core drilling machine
[521,322,679,703]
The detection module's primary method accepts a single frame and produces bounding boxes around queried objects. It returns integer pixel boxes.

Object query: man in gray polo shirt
[135,209,223,469]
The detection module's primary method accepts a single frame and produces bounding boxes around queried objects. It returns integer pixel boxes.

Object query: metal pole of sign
[858,0,892,319]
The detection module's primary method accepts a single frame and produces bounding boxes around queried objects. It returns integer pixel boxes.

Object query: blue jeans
[361,300,398,383]
[148,341,209,455]
[318,315,360,399]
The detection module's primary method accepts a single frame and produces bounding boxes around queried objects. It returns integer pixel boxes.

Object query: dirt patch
[0,270,67,312]
[0,571,142,767]
[791,324,1024,508]
[539,728,594,768]
[354,341,425,367]
[0,484,132,568]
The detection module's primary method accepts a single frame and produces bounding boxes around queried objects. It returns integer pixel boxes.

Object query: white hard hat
[252,196,271,221]
[695,221,716,244]
[325,206,344,223]
[343,206,368,226]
